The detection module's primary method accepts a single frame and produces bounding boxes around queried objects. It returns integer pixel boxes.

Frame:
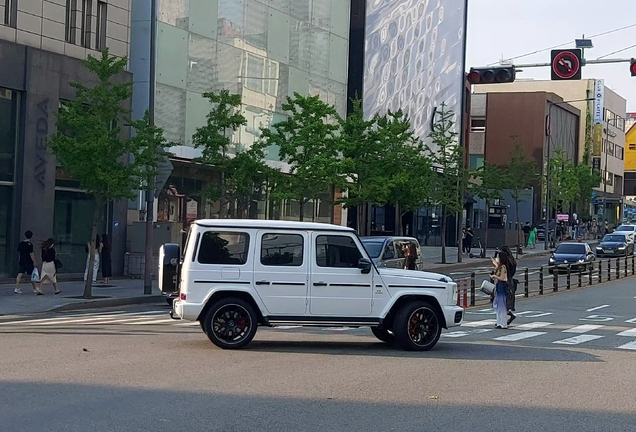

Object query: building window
[469,154,484,170]
[3,0,17,28]
[470,118,485,132]
[82,0,92,48]
[65,0,78,44]
[96,1,107,51]
[615,145,624,160]
[0,88,18,184]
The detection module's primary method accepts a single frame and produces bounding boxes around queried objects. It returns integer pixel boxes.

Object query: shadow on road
[0,381,632,432]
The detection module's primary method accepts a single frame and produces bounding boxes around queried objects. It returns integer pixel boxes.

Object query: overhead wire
[487,22,636,66]
[596,43,636,59]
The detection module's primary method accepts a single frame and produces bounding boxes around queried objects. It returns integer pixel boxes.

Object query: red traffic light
[630,59,636,77]
[467,67,516,85]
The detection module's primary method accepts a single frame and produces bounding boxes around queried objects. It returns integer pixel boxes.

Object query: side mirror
[159,243,180,294]
[358,257,372,274]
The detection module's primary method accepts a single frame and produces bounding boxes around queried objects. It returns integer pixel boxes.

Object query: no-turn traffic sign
[551,49,582,81]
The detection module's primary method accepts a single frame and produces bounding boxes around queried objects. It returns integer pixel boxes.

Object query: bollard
[463,280,469,308]
[470,273,476,307]
[553,268,559,292]
[598,260,603,283]
[566,265,571,290]
[608,259,611,281]
[524,267,529,298]
[625,255,629,278]
[539,267,544,295]
[578,264,582,288]
[632,255,635,276]
[589,261,593,285]
[616,258,620,279]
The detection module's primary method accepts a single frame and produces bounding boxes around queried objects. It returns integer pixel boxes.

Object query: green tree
[193,90,270,218]
[425,103,465,264]
[49,51,168,298]
[503,138,540,246]
[261,93,342,221]
[576,110,602,219]
[469,162,507,257]
[548,148,579,216]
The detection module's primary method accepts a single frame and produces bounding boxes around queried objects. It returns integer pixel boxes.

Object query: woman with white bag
[491,250,512,329]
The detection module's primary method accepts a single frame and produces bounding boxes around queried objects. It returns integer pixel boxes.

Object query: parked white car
[159,219,463,351]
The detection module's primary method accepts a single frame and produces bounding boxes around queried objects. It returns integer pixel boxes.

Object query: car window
[260,233,303,266]
[198,231,250,265]
[395,241,406,258]
[554,244,586,254]
[616,226,635,232]
[409,241,421,259]
[383,242,395,259]
[604,235,626,243]
[361,240,383,258]
[316,235,363,268]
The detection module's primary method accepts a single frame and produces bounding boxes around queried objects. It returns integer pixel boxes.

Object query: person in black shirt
[15,230,38,294]
[522,222,531,247]
[38,238,61,295]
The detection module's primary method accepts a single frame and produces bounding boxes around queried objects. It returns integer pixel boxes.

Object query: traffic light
[467,67,516,84]
[630,59,636,77]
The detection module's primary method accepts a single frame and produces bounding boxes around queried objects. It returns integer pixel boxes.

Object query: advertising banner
[593,79,604,125]
[592,123,603,156]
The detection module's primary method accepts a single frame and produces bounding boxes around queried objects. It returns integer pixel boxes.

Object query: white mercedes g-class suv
[159,219,463,351]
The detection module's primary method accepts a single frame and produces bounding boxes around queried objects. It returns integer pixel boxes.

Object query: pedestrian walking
[38,238,61,295]
[528,225,537,249]
[464,224,474,254]
[402,243,417,270]
[522,222,531,247]
[498,245,518,325]
[84,234,101,283]
[15,230,38,294]
[491,250,512,329]
[101,233,112,284]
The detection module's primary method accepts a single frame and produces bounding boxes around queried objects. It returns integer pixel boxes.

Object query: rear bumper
[442,305,464,328]
[173,300,205,321]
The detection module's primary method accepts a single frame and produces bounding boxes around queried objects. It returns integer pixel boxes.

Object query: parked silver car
[360,236,423,270]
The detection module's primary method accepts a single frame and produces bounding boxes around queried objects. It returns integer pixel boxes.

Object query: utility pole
[144,0,157,295]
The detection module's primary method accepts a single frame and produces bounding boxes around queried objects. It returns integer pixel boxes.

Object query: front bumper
[596,250,628,258]
[172,299,205,321]
[442,305,464,328]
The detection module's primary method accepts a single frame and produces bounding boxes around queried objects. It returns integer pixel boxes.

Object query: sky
[466,0,636,111]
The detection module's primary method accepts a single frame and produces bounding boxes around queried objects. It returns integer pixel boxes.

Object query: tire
[166,296,174,306]
[393,301,442,351]
[371,326,394,344]
[203,297,258,350]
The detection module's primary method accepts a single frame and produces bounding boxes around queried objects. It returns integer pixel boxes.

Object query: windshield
[616,226,635,232]
[554,244,586,255]
[603,235,626,243]
[361,240,384,258]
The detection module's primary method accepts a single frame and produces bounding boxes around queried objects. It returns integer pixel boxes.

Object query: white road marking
[563,324,604,334]
[494,331,546,341]
[513,322,553,330]
[442,331,470,338]
[123,318,175,325]
[461,319,496,327]
[27,315,131,326]
[274,326,302,330]
[617,328,636,337]
[617,341,636,350]
[586,305,610,312]
[553,335,603,345]
[321,327,354,331]
[176,321,200,327]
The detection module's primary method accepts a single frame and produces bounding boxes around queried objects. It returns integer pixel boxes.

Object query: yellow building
[626,123,636,172]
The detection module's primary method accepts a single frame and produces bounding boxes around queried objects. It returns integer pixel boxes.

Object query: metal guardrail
[456,254,636,308]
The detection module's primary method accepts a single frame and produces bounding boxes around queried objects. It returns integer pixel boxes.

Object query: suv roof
[194,219,354,232]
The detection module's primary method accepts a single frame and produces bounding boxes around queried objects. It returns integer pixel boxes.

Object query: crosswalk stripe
[494,331,546,341]
[124,318,175,325]
[0,310,165,326]
[617,328,636,337]
[514,322,553,330]
[461,319,496,327]
[617,341,636,350]
[563,324,604,334]
[28,315,130,326]
[442,331,470,338]
[553,335,603,345]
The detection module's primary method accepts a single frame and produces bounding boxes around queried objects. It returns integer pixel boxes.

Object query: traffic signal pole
[513,58,632,69]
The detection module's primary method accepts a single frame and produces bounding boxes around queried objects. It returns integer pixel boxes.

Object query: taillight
[180,293,186,301]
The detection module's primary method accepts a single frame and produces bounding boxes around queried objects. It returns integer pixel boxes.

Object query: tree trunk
[366,202,372,235]
[299,200,304,222]
[456,209,463,263]
[440,210,447,264]
[219,171,228,218]
[84,199,101,298]
[394,203,401,236]
[357,203,365,236]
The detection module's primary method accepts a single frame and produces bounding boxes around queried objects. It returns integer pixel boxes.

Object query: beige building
[0,0,133,278]
[0,0,131,59]
[474,79,627,221]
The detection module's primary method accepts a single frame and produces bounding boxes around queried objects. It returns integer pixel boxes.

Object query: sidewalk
[0,279,164,316]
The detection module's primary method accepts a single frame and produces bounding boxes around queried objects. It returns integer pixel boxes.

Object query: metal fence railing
[456,254,636,308]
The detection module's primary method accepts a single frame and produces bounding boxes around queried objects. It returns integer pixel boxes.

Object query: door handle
[255,280,270,285]
[313,282,327,286]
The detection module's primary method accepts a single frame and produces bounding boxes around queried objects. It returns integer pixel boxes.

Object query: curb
[49,295,165,312]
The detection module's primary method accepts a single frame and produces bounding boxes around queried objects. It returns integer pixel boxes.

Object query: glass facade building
[130,0,351,223]
[0,88,18,277]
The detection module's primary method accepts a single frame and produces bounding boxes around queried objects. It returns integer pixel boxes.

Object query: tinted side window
[383,241,395,259]
[261,233,304,266]
[198,231,250,265]
[316,235,362,268]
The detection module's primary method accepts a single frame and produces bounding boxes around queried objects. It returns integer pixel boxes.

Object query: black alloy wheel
[394,301,442,351]
[203,298,258,349]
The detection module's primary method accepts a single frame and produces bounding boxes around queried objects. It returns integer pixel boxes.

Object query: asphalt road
[1,277,636,432]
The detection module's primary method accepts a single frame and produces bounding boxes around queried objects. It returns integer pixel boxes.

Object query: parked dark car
[548,242,595,274]
[360,236,423,270]
[536,220,556,241]
[595,234,634,258]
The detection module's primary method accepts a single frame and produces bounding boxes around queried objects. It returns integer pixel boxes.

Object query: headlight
[578,259,585,263]
[549,257,555,263]
[619,246,626,250]
[596,247,602,251]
